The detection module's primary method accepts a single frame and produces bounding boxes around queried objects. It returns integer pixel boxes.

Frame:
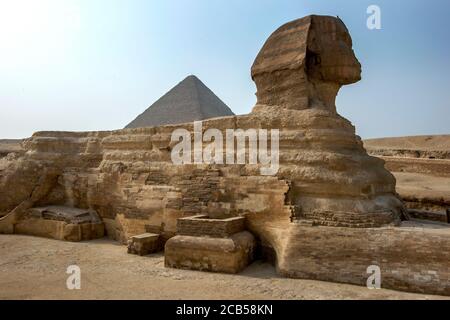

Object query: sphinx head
[251,15,361,112]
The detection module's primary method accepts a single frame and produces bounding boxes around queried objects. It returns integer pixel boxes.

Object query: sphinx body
[1,16,449,295]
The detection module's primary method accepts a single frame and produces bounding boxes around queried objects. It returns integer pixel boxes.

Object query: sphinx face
[306,17,362,85]
[250,15,362,111]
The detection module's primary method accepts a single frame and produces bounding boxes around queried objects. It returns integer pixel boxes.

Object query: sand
[0,139,22,151]
[393,172,450,201]
[364,135,450,151]
[0,234,448,300]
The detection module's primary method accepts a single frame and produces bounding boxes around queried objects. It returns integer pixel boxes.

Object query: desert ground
[0,234,448,300]
[364,135,450,152]
[363,135,450,213]
[0,139,22,158]
[395,172,450,202]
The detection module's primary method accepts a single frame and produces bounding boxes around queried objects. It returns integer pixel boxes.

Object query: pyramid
[125,75,235,128]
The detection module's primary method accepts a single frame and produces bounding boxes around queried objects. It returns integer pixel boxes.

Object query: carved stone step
[164,231,255,274]
[177,215,245,238]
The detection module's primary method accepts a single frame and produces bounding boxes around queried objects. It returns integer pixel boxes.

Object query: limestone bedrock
[5,15,447,295]
[0,13,403,262]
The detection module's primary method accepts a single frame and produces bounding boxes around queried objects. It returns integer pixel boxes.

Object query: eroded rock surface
[1,15,448,294]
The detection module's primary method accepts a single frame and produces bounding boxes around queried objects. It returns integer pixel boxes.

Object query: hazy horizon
[1,0,449,139]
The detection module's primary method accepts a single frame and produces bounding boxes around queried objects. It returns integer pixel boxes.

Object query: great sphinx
[1,15,449,295]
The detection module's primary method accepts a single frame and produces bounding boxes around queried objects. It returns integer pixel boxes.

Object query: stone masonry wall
[279,224,450,295]
[177,215,245,238]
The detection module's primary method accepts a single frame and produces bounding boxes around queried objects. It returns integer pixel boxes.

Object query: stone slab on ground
[127,233,160,256]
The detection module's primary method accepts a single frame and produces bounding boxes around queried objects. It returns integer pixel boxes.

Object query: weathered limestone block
[127,233,160,256]
[177,215,245,238]
[0,204,105,241]
[165,215,254,273]
[13,206,104,242]
[14,219,104,242]
[165,231,255,274]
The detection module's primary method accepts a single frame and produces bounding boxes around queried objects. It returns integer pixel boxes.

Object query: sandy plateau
[364,135,450,213]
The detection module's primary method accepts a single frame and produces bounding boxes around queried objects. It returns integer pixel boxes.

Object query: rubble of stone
[0,15,449,295]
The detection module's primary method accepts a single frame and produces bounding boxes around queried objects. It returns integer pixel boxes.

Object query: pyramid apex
[125,75,234,129]
[184,74,201,81]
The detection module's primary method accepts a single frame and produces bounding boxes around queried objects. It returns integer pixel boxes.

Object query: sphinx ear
[305,30,323,77]
[305,48,322,80]
[306,49,321,66]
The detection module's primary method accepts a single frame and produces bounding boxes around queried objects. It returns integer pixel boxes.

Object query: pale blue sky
[0,0,449,139]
